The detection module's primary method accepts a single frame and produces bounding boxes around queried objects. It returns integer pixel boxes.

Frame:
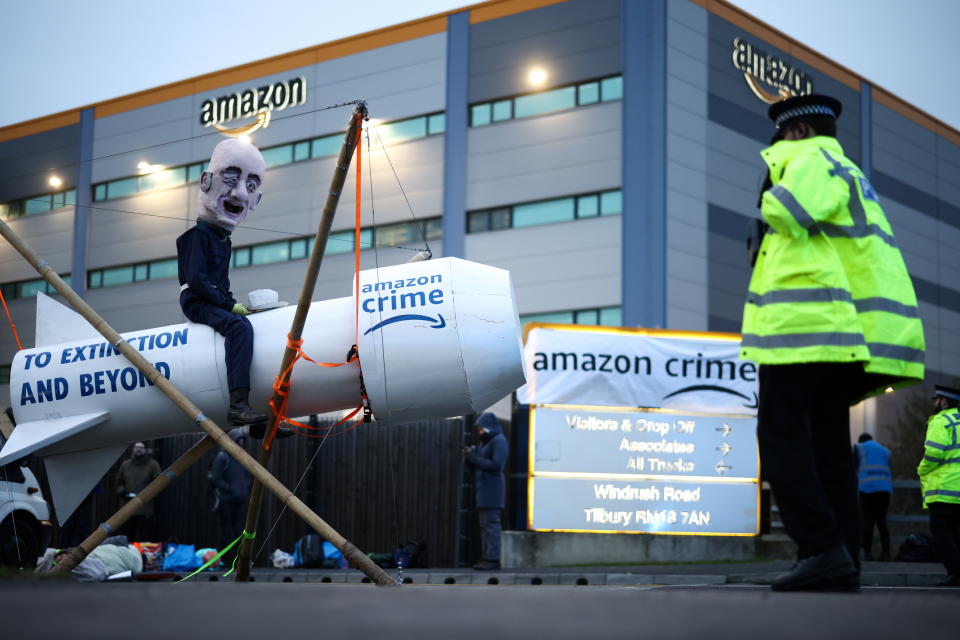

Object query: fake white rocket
[0,257,526,523]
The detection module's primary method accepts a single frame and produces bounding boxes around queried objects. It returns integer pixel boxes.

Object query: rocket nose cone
[449,260,526,412]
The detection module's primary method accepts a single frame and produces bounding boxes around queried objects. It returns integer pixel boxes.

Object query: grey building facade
[1,0,957,438]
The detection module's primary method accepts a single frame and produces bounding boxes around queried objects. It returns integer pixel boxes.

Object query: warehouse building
[1,0,957,438]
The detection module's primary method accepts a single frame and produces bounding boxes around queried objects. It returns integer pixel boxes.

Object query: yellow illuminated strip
[533,470,758,484]
[527,405,536,529]
[522,322,742,344]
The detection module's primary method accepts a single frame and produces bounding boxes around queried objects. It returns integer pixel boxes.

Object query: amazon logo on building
[731,37,813,104]
[199,77,307,136]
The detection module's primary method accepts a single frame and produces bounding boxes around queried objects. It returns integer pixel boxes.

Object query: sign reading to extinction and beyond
[522,325,760,536]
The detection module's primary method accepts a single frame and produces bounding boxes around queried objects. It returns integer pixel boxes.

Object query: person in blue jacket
[463,412,509,570]
[854,433,893,561]
[177,138,267,429]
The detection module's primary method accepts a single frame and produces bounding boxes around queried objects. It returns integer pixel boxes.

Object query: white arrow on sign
[715,461,732,475]
[716,442,731,456]
[716,424,732,438]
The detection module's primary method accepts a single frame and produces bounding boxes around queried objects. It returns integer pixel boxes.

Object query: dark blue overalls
[176,220,252,391]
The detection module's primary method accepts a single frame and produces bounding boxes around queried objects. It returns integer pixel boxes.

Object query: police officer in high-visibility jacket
[918,385,960,587]
[855,433,892,561]
[741,94,925,591]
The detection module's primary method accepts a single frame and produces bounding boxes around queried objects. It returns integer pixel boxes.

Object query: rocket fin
[0,411,110,466]
[44,444,126,525]
[35,292,102,347]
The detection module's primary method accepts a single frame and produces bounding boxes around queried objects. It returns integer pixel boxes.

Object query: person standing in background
[855,433,893,561]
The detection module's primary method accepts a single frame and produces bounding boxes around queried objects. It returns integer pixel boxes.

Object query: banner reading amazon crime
[517,325,758,414]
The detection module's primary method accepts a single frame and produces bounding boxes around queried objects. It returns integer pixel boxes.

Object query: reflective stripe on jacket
[856,440,892,493]
[741,136,924,397]
[918,409,960,507]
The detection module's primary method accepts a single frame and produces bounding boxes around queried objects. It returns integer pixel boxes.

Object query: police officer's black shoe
[227,388,267,426]
[771,545,859,592]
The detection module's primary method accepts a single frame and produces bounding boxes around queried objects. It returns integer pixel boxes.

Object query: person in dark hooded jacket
[210,430,252,550]
[463,412,509,570]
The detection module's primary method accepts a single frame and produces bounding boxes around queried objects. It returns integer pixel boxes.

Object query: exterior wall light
[48,175,62,188]
[528,67,548,87]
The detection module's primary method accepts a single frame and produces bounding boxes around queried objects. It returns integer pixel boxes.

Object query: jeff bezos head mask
[198,138,266,231]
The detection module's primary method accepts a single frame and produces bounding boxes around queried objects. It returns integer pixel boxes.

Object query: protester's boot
[227,388,267,427]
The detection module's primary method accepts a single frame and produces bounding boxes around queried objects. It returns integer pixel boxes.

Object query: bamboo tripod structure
[0,104,394,585]
[233,102,367,580]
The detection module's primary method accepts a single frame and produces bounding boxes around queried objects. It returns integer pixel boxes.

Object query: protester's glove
[232,303,251,316]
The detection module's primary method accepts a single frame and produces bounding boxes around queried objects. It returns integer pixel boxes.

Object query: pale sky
[0,0,956,130]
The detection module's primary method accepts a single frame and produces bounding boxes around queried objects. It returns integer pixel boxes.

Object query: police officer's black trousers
[758,363,861,561]
[928,502,960,575]
[184,303,253,391]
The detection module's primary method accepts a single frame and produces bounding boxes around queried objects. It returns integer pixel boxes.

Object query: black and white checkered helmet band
[775,104,837,128]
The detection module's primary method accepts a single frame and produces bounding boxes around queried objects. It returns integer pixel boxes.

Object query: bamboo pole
[233,103,368,581]
[51,435,215,574]
[0,214,395,586]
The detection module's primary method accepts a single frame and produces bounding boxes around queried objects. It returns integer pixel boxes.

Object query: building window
[467,189,622,233]
[0,189,76,221]
[0,364,10,385]
[92,112,445,203]
[520,306,622,328]
[74,218,442,292]
[0,275,72,300]
[470,75,623,127]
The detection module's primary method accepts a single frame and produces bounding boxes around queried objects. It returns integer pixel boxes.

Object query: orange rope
[264,119,368,450]
[0,289,22,351]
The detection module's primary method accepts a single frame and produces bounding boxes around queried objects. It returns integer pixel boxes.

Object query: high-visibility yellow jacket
[741,136,924,397]
[918,408,960,507]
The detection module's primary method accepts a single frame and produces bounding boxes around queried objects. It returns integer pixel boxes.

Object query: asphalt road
[1,581,956,639]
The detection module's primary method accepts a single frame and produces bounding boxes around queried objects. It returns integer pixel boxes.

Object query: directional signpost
[519,325,760,536]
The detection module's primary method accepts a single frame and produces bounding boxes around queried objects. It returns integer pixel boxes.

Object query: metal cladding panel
[465,101,621,210]
[90,33,446,186]
[0,208,75,281]
[464,216,620,315]
[468,0,621,103]
[84,280,186,334]
[0,124,80,202]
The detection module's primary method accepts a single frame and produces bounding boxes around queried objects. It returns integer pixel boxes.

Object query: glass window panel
[600,190,623,215]
[187,163,204,183]
[233,247,251,268]
[376,222,415,247]
[514,86,576,119]
[1,283,15,299]
[471,103,491,127]
[262,145,293,168]
[358,229,373,250]
[578,82,600,105]
[65,189,76,206]
[52,192,66,209]
[251,241,289,265]
[293,141,310,162]
[101,265,134,287]
[601,76,623,102]
[149,258,178,280]
[87,271,102,289]
[139,166,186,192]
[490,208,511,231]
[17,280,44,298]
[574,309,600,325]
[492,100,512,122]
[289,238,308,259]
[599,306,622,327]
[427,113,446,134]
[133,264,149,281]
[424,218,443,240]
[326,231,353,255]
[94,184,107,201]
[467,211,489,234]
[0,203,9,220]
[0,365,10,385]
[25,195,52,215]
[576,194,599,218]
[378,118,427,146]
[311,134,341,158]
[519,311,574,326]
[512,198,575,228]
[107,177,138,199]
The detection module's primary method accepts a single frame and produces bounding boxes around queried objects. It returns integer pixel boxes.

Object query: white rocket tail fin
[35,292,102,347]
[45,444,126,525]
[0,411,110,466]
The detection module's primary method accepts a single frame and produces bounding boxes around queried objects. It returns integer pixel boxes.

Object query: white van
[0,429,53,569]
